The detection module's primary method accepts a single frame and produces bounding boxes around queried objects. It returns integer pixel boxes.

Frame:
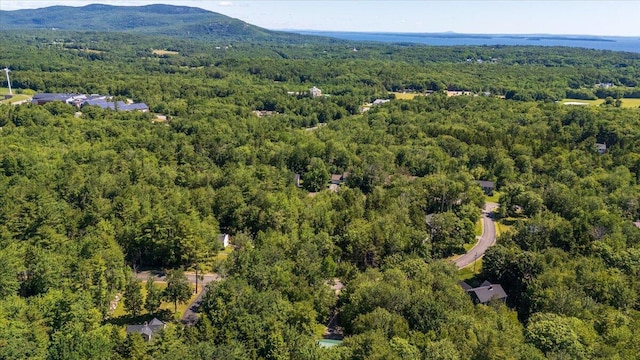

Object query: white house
[218,234,230,248]
[310,86,322,97]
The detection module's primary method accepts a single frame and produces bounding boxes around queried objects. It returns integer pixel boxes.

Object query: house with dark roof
[126,318,166,341]
[82,98,149,112]
[372,99,390,105]
[476,180,495,196]
[459,280,507,305]
[121,102,149,112]
[31,93,79,105]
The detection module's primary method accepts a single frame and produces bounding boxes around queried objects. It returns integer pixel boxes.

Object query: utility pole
[473,252,478,274]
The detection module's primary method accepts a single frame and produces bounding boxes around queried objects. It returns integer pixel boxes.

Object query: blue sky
[1,1,638,36]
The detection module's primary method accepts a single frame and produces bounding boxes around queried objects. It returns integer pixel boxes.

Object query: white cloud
[218,1,233,6]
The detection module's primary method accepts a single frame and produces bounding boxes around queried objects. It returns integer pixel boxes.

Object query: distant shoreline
[293,31,639,53]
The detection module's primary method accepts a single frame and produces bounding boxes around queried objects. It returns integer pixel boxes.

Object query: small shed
[595,143,607,154]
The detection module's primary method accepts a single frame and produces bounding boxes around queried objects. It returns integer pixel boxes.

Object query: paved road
[134,270,221,285]
[454,202,498,269]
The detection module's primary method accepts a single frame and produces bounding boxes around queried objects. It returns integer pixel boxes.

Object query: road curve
[454,202,498,269]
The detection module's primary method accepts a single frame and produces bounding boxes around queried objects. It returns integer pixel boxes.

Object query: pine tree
[144,276,162,315]
[164,268,192,314]
[123,277,143,317]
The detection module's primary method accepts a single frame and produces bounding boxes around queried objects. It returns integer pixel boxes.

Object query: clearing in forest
[562,98,640,108]
[152,49,179,56]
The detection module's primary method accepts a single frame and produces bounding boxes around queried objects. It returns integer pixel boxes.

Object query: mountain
[0,4,296,41]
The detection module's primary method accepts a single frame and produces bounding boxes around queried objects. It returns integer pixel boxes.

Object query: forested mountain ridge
[0,4,308,41]
[1,27,640,359]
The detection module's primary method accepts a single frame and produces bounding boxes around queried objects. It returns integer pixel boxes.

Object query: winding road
[454,202,498,269]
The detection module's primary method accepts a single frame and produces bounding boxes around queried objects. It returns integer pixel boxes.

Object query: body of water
[295,31,640,53]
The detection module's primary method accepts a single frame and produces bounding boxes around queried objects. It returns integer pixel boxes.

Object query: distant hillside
[0,4,303,41]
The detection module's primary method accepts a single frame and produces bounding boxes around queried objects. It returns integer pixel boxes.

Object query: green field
[562,98,640,108]
[474,219,483,237]
[459,258,483,280]
[0,87,34,105]
[391,92,421,100]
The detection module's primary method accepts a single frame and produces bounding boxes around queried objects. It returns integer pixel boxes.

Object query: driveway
[454,202,498,269]
[135,270,222,326]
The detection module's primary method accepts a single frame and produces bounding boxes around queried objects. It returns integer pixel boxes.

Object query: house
[595,143,607,155]
[372,99,390,105]
[330,173,348,185]
[82,98,149,112]
[310,86,322,98]
[31,93,78,105]
[633,220,640,229]
[126,318,166,341]
[218,234,230,248]
[121,102,149,112]
[459,281,508,305]
[446,90,473,97]
[476,180,495,196]
[458,281,473,291]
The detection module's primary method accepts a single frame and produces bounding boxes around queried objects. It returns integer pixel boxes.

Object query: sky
[1,0,639,36]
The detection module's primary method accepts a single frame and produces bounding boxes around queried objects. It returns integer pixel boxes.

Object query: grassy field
[111,281,202,321]
[0,94,31,105]
[0,87,35,105]
[152,49,179,56]
[562,98,640,108]
[391,92,420,100]
[495,217,516,238]
[618,98,640,108]
[459,258,483,280]
[213,246,234,262]
[474,219,483,237]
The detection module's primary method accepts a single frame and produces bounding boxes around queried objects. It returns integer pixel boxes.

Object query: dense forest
[1,22,640,360]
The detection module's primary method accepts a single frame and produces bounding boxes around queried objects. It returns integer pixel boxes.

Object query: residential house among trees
[476,180,495,195]
[595,143,607,154]
[459,281,508,305]
[126,318,166,342]
[310,86,322,97]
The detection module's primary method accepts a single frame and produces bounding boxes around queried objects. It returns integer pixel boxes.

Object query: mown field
[562,98,640,108]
